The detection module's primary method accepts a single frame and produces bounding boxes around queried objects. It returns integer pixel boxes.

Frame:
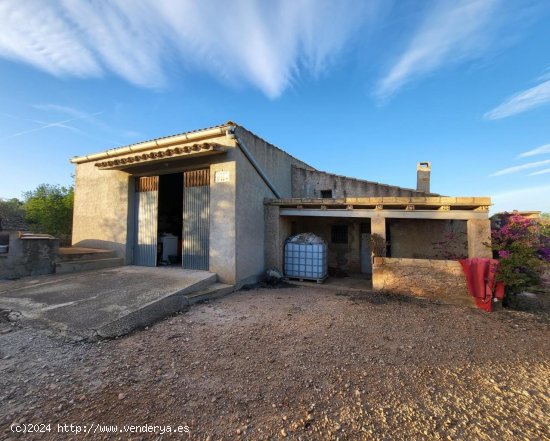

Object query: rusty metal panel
[182,169,210,270]
[134,176,158,266]
[136,176,159,192]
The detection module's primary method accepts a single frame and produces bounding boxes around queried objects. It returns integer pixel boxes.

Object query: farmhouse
[71,122,492,296]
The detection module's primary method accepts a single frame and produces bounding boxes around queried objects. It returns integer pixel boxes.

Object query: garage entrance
[133,169,210,270]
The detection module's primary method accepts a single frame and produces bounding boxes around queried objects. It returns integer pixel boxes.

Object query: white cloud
[484,79,550,119]
[0,0,100,77]
[529,168,550,176]
[375,0,500,100]
[491,159,550,176]
[518,143,550,158]
[491,184,550,214]
[0,0,367,97]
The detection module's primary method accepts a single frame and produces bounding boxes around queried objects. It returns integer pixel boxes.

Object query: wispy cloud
[0,0,368,97]
[32,104,94,119]
[491,159,550,176]
[374,0,500,100]
[529,168,550,176]
[0,1,101,77]
[518,143,550,158]
[0,111,103,141]
[484,78,550,119]
[30,104,128,146]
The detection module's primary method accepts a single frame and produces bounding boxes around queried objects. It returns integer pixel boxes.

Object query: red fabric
[459,258,504,312]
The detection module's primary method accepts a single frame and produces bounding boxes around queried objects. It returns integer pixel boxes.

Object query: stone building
[71,122,492,300]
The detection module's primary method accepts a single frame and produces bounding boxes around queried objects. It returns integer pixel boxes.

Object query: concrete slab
[0,266,217,339]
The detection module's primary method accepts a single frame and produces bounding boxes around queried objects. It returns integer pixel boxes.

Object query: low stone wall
[0,232,59,280]
[372,257,474,307]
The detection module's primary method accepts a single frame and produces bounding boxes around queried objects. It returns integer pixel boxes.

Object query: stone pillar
[467,219,492,258]
[371,217,387,257]
[264,205,291,272]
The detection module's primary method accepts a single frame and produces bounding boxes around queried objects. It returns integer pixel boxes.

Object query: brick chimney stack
[417,162,431,193]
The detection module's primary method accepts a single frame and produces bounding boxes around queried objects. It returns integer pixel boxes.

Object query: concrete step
[57,247,116,262]
[184,283,234,305]
[55,257,124,274]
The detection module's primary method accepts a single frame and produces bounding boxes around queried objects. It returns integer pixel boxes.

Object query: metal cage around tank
[284,241,327,281]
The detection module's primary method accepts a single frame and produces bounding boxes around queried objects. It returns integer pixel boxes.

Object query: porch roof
[266,197,491,220]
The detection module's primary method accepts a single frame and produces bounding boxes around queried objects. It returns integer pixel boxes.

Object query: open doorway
[157,173,183,265]
[360,221,372,276]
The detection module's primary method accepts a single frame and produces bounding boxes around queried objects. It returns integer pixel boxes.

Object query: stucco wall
[264,205,292,273]
[388,219,467,259]
[209,158,237,284]
[234,127,311,284]
[292,166,433,198]
[72,161,131,260]
[372,257,474,307]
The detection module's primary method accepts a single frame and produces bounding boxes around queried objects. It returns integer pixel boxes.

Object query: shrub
[491,212,548,295]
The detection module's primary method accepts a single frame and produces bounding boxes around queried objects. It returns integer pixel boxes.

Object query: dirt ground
[1,285,549,440]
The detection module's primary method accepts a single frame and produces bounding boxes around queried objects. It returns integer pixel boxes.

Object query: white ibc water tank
[284,233,327,280]
[159,234,178,263]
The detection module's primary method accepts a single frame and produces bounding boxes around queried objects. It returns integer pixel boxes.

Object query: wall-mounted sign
[215,170,230,183]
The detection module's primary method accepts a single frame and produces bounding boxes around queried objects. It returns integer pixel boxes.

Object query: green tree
[23,184,74,243]
[0,197,25,219]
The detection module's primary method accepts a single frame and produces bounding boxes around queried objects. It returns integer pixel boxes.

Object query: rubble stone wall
[372,257,474,307]
[0,232,59,279]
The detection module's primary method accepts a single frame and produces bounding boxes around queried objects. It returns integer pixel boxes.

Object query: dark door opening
[360,221,372,275]
[157,173,183,265]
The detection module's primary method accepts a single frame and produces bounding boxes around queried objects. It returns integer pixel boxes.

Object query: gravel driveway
[1,285,549,440]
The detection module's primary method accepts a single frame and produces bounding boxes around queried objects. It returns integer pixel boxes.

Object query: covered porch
[265,197,492,305]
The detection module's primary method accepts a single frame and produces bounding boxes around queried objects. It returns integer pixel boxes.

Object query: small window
[320,189,333,198]
[331,225,348,244]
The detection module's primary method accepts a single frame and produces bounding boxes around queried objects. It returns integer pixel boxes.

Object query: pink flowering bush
[491,212,549,294]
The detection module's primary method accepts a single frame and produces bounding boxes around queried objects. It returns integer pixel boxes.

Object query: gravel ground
[1,286,549,440]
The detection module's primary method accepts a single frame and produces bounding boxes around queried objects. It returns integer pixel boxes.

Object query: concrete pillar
[371,217,387,257]
[467,219,492,258]
[264,205,291,272]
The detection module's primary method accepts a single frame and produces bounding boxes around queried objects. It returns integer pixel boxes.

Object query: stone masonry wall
[372,257,474,308]
[292,166,435,198]
[0,232,59,280]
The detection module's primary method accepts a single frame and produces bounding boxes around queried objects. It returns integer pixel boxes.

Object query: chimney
[417,162,431,193]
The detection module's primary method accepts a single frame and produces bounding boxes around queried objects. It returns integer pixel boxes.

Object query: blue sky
[0,0,549,213]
